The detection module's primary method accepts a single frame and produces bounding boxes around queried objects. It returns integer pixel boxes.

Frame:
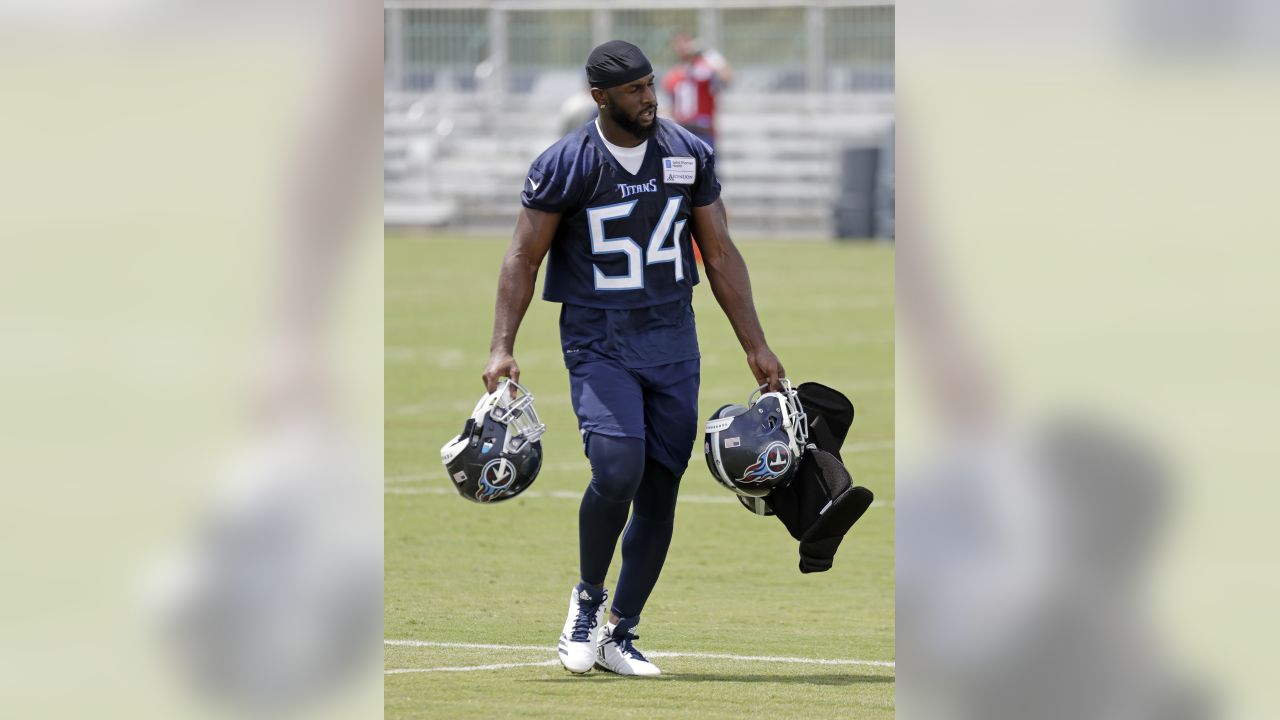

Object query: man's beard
[606,98,657,141]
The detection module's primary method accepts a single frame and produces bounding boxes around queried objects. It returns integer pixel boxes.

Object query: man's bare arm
[482,207,560,392]
[692,198,785,390]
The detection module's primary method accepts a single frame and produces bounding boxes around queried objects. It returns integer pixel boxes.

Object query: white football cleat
[558,584,607,674]
[596,618,661,676]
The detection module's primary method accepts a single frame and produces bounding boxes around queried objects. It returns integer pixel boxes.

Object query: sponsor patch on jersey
[663,156,696,184]
[725,436,741,448]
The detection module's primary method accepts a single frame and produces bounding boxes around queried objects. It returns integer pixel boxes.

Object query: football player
[481,40,784,676]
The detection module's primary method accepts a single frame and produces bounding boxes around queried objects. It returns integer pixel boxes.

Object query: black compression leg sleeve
[578,434,646,586]
[611,459,681,619]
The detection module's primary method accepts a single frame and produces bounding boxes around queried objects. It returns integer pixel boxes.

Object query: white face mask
[477,379,548,453]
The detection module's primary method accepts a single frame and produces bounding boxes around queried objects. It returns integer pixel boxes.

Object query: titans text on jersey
[521,117,720,310]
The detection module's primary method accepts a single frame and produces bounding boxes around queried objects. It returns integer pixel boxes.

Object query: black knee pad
[586,433,646,504]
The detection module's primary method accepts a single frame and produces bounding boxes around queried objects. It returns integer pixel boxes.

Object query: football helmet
[440,379,547,503]
[704,379,810,498]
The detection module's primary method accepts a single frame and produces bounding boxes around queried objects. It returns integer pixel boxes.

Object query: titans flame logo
[739,441,792,485]
[476,457,517,502]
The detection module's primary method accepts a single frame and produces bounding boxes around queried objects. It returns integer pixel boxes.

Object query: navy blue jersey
[522,118,720,310]
[559,298,699,369]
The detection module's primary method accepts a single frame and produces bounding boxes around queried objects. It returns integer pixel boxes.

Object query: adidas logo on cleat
[560,585,608,674]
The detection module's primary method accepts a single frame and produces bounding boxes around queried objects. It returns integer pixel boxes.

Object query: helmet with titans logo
[440,379,546,504]
[704,380,809,498]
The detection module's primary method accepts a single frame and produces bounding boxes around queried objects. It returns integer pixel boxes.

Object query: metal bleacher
[384,82,893,237]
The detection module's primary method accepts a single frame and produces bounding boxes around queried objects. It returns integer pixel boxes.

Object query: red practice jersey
[663,54,723,137]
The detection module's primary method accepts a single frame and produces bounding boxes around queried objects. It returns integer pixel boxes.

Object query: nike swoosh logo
[527,177,540,191]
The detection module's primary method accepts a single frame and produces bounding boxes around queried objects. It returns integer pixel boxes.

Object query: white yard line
[389,640,549,651]
[383,484,894,508]
[645,651,895,668]
[386,441,892,481]
[384,472,435,483]
[386,660,561,674]
[386,440,893,486]
[385,639,895,674]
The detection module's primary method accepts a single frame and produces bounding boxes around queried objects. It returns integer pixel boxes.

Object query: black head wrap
[585,40,653,89]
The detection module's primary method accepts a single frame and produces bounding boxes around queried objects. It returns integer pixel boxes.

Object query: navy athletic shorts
[567,357,701,477]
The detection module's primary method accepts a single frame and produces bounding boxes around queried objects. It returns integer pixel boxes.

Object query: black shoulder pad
[797,382,854,452]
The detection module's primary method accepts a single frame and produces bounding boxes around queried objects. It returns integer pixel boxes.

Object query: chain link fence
[385,1,894,237]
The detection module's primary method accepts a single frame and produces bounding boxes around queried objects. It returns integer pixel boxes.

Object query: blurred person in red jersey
[662,31,733,150]
[663,32,732,263]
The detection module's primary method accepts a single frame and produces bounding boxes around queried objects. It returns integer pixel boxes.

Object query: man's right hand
[482,351,520,393]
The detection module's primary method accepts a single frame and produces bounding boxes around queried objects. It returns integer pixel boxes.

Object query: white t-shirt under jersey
[595,117,647,175]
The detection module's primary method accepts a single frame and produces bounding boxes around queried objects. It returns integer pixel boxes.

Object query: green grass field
[385,233,894,719]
